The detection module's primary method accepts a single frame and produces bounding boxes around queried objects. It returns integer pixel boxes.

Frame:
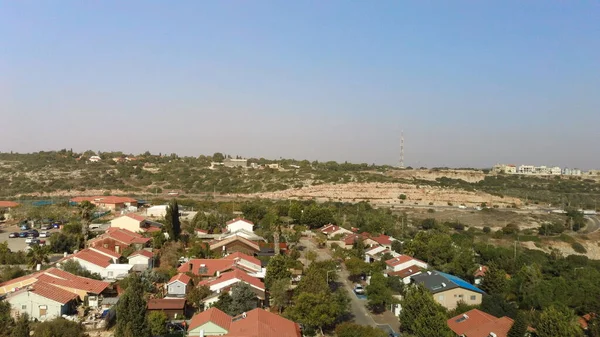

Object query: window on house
[103,244,108,248]
[21,305,26,310]
[470,295,476,301]
[458,294,463,298]
[39,305,47,317]
[108,271,114,278]
[437,295,444,302]
[115,246,120,253]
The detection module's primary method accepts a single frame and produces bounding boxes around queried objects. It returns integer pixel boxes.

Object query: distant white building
[89,156,101,162]
[223,158,247,168]
[146,205,168,218]
[564,168,582,176]
[518,165,535,174]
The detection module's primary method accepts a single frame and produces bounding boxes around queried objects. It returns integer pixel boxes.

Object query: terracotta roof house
[166,273,192,297]
[365,246,399,263]
[210,235,261,256]
[198,269,266,305]
[342,233,378,249]
[188,307,301,337]
[70,196,138,211]
[128,249,154,271]
[0,268,109,308]
[474,265,489,285]
[388,265,425,284]
[146,298,188,319]
[58,249,132,280]
[579,313,596,330]
[223,252,262,274]
[411,271,484,310]
[6,281,79,320]
[109,214,162,234]
[178,259,236,277]
[89,227,150,255]
[385,255,428,277]
[188,307,233,336]
[370,234,394,248]
[317,224,352,238]
[447,309,515,337]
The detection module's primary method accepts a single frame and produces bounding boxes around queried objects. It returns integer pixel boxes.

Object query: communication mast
[399,130,405,168]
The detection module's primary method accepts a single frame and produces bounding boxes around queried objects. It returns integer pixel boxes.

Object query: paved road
[299,237,376,327]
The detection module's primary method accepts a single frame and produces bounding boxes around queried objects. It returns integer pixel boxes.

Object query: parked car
[39,231,52,238]
[52,223,60,229]
[27,239,41,246]
[354,284,365,295]
[20,224,30,231]
[25,237,34,244]
[27,230,39,238]
[8,232,19,238]
[40,224,52,230]
[18,232,28,238]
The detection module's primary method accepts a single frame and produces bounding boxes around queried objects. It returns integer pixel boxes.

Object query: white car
[354,284,365,295]
[39,231,50,238]
[25,237,34,244]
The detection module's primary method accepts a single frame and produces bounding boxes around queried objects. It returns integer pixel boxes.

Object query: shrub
[427,208,435,213]
[482,226,491,234]
[571,242,587,254]
[399,194,407,200]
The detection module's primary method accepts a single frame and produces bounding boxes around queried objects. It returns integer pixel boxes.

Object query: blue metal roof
[438,271,484,294]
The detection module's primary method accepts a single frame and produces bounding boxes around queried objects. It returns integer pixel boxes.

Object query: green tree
[229,282,257,316]
[213,293,233,314]
[212,152,225,162]
[33,318,88,337]
[480,264,509,296]
[26,244,50,270]
[78,200,96,243]
[147,311,167,336]
[535,305,583,337]
[60,260,102,280]
[285,292,342,336]
[11,313,30,337]
[587,315,600,337]
[186,285,212,312]
[345,257,369,281]
[0,299,13,335]
[301,206,334,229]
[115,274,149,337]
[480,294,517,319]
[270,278,291,313]
[334,322,387,337]
[265,254,291,289]
[507,311,528,337]
[391,240,403,254]
[399,285,454,337]
[366,272,393,313]
[288,203,303,222]
[164,199,181,241]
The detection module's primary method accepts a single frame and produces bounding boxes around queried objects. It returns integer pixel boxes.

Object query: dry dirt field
[254,182,521,208]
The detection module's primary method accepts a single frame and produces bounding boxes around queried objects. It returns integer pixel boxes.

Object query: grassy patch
[572,242,587,254]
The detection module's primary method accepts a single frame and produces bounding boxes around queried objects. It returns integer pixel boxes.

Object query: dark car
[27,231,39,238]
[52,223,60,229]
[28,239,41,246]
[8,232,19,238]
[40,224,52,230]
[18,232,28,238]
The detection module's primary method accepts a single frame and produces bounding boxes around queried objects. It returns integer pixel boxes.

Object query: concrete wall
[188,322,229,336]
[434,288,482,310]
[110,216,141,233]
[167,281,187,296]
[227,221,254,233]
[8,291,67,321]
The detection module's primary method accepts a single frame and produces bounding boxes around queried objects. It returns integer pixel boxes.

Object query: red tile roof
[195,229,208,234]
[0,201,19,208]
[96,227,150,245]
[129,250,153,258]
[90,246,121,259]
[35,268,109,294]
[223,252,261,268]
[474,265,489,278]
[71,249,113,268]
[31,282,79,304]
[447,309,514,337]
[189,307,232,331]
[227,308,302,337]
[125,213,146,222]
[147,298,186,310]
[226,218,254,225]
[178,259,236,277]
[387,264,423,278]
[318,224,337,233]
[168,273,192,285]
[371,234,392,246]
[210,235,260,252]
[199,269,265,291]
[385,255,424,267]
[580,313,596,329]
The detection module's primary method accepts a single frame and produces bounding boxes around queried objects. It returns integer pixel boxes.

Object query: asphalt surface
[299,237,377,328]
[584,216,600,234]
[0,224,59,251]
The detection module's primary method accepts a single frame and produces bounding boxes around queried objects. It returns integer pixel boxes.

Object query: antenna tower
[399,130,405,168]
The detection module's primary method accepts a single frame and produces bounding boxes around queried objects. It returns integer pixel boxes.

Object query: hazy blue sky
[2,1,599,168]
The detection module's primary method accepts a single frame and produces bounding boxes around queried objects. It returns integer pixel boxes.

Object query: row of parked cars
[9,228,53,246]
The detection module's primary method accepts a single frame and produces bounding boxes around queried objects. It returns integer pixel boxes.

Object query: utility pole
[399,130,405,169]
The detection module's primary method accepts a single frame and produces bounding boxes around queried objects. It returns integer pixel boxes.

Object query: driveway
[584,216,600,234]
[299,237,377,327]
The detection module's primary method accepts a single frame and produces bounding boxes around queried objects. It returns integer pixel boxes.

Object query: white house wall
[226,221,254,233]
[128,255,151,269]
[167,281,187,296]
[8,291,66,321]
[110,217,141,233]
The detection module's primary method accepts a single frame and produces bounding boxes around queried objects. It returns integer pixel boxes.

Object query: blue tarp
[438,271,485,294]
